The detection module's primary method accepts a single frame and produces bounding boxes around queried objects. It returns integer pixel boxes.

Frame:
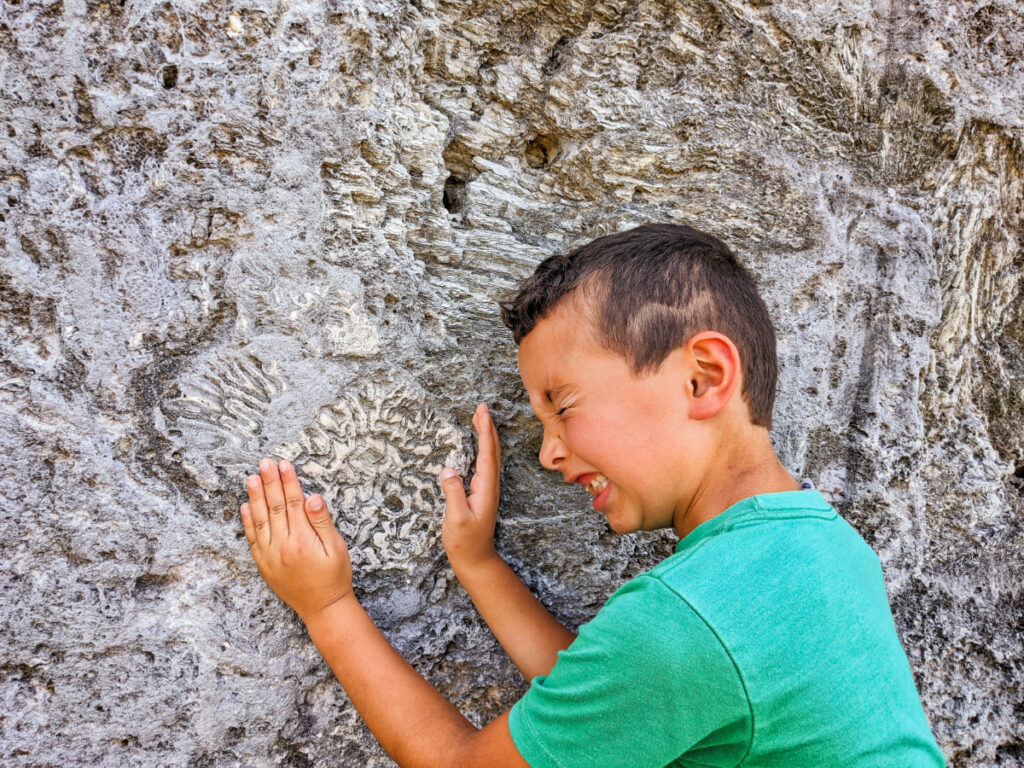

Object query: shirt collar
[674,489,835,554]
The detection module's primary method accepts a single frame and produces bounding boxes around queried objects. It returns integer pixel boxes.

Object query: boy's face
[517,300,711,535]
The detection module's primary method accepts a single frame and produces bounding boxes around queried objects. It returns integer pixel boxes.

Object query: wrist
[448,547,502,581]
[300,590,359,635]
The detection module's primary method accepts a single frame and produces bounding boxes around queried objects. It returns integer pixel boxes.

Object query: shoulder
[510,573,753,768]
[581,571,740,674]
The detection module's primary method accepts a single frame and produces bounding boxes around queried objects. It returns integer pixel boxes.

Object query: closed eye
[555,401,576,416]
[550,393,578,418]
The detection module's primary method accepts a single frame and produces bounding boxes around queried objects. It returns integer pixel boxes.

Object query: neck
[672,424,801,539]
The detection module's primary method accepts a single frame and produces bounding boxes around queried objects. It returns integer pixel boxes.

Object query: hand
[441,403,501,572]
[240,458,354,624]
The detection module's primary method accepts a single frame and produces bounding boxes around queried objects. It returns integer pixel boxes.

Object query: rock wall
[1,0,1022,765]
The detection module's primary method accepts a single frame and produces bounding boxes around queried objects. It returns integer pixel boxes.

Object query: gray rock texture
[1,0,1022,765]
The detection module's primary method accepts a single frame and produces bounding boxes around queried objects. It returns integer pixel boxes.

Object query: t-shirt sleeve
[508,575,751,768]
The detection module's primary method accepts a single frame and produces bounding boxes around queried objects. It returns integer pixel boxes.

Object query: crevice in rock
[541,34,572,78]
[442,175,466,214]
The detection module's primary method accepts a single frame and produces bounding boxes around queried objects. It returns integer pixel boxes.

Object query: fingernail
[259,459,274,472]
[309,497,322,510]
[280,459,291,473]
[246,476,259,489]
[442,468,457,480]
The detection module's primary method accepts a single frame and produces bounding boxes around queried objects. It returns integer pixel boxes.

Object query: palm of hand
[441,403,502,570]
[240,458,354,623]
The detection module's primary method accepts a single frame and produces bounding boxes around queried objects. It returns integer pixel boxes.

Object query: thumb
[304,495,334,531]
[440,468,470,516]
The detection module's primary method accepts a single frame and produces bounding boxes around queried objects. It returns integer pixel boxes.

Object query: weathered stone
[1,0,1021,765]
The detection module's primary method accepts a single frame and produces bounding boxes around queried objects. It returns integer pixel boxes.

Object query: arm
[440,404,576,680]
[449,554,576,681]
[240,458,529,768]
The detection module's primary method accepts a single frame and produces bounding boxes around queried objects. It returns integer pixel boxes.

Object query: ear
[685,332,742,421]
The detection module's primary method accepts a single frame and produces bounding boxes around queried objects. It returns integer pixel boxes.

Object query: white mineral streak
[0,0,1021,765]
[227,12,243,38]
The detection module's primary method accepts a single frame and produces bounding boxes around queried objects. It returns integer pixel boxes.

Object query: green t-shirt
[508,490,945,768]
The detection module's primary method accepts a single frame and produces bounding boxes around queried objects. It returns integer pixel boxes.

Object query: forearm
[452,554,576,681]
[304,595,474,768]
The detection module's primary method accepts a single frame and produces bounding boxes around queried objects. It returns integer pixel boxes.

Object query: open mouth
[585,474,609,496]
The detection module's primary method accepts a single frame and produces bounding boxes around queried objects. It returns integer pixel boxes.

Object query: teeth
[585,474,609,496]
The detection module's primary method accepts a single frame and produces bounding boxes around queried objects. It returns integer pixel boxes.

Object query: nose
[539,426,568,471]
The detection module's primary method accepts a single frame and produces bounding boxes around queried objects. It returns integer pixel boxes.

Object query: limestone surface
[1,0,1022,765]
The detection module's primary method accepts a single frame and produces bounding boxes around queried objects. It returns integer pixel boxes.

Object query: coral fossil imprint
[280,383,464,573]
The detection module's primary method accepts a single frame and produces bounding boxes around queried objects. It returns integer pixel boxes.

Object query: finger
[304,494,335,537]
[240,502,257,547]
[440,467,470,520]
[259,458,289,541]
[469,404,500,499]
[279,459,308,536]
[245,475,271,547]
[488,404,501,472]
[473,404,499,481]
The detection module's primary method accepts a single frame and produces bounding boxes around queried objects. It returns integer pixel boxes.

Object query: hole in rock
[162,65,178,89]
[442,175,467,214]
[134,573,174,597]
[524,134,559,169]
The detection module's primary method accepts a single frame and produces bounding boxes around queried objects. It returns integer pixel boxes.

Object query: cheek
[563,418,609,465]
[569,418,645,475]
[561,418,593,449]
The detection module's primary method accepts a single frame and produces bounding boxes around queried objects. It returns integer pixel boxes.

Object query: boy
[240,223,946,767]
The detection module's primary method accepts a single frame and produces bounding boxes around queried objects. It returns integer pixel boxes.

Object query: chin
[605,515,639,535]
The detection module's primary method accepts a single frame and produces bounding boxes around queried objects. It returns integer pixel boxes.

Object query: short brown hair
[499,223,778,428]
